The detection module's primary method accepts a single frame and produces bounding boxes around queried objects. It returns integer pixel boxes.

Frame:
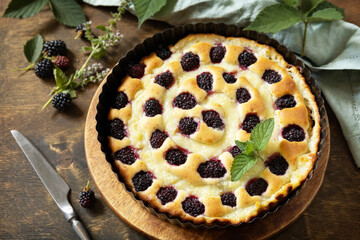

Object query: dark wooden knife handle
[69,217,92,240]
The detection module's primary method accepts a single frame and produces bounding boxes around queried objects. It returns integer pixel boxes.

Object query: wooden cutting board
[85,80,330,240]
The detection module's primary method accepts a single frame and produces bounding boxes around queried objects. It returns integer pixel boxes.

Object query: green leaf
[63,89,77,98]
[244,141,256,155]
[307,8,344,22]
[54,67,67,88]
[49,0,86,27]
[132,0,167,28]
[280,0,299,8]
[92,47,107,59]
[231,154,257,181]
[96,25,106,31]
[23,34,43,63]
[235,140,247,152]
[301,0,324,14]
[3,0,48,19]
[244,4,303,33]
[81,46,92,52]
[250,118,275,152]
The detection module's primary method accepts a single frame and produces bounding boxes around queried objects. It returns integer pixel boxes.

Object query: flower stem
[301,21,308,57]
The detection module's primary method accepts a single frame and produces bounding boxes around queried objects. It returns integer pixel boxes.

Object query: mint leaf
[96,25,106,31]
[280,0,299,8]
[23,34,43,63]
[244,141,256,155]
[54,67,67,88]
[3,0,48,19]
[301,0,324,14]
[63,89,77,98]
[49,0,86,27]
[235,140,247,152]
[245,4,303,33]
[231,154,257,181]
[132,0,167,28]
[251,118,275,152]
[307,8,344,22]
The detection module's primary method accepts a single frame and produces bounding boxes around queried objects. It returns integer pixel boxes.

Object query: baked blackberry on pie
[106,34,321,225]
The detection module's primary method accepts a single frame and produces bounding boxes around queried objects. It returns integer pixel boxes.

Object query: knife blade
[11,130,91,240]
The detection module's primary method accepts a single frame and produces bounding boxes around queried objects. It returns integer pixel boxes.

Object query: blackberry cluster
[173,92,197,109]
[245,178,268,196]
[53,56,70,69]
[51,92,71,111]
[127,62,145,79]
[282,125,305,142]
[112,91,128,109]
[210,45,226,63]
[150,130,168,149]
[76,23,86,39]
[229,146,242,158]
[275,94,296,110]
[179,117,198,135]
[155,71,174,89]
[78,182,95,208]
[35,59,54,79]
[156,45,172,60]
[156,186,177,205]
[223,72,237,84]
[114,146,137,165]
[43,40,67,57]
[202,110,224,129]
[242,114,260,133]
[144,99,162,117]
[197,160,227,178]
[236,88,251,104]
[165,148,187,166]
[132,171,153,192]
[109,118,126,140]
[180,52,200,71]
[262,70,282,84]
[265,153,289,175]
[220,192,237,207]
[181,196,205,217]
[238,50,257,68]
[196,72,213,92]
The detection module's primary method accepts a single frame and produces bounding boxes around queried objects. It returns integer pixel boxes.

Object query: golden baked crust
[106,34,321,225]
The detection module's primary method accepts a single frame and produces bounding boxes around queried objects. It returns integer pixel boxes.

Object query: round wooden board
[85,80,330,240]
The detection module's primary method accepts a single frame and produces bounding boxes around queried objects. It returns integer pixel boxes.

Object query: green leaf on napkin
[23,34,43,63]
[280,0,300,8]
[301,0,325,14]
[3,0,48,19]
[49,0,86,27]
[132,0,167,28]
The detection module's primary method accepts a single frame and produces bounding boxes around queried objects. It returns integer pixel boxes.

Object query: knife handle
[69,217,92,240]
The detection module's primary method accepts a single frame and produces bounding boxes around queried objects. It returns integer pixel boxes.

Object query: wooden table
[0,1,359,239]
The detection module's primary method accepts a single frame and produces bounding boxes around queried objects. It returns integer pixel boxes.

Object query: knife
[11,130,91,240]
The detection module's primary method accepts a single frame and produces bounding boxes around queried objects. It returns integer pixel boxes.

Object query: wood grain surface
[0,0,359,239]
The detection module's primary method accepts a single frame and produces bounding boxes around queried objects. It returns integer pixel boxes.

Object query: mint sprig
[231,118,275,181]
[244,0,345,57]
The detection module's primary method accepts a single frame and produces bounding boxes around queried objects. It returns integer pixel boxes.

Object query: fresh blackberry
[127,62,146,79]
[43,40,67,57]
[262,70,282,84]
[196,72,213,92]
[245,178,268,196]
[155,71,174,89]
[197,159,227,178]
[112,91,128,109]
[210,45,226,63]
[229,146,242,158]
[238,50,257,68]
[282,125,305,142]
[144,99,162,117]
[180,52,200,71]
[242,114,260,133]
[223,72,236,84]
[220,192,237,207]
[173,93,197,109]
[182,196,205,217]
[156,186,177,205]
[76,23,86,39]
[78,181,95,208]
[132,171,153,192]
[165,148,187,166]
[179,117,198,135]
[51,92,71,111]
[53,56,70,69]
[150,130,168,149]
[265,153,289,175]
[34,59,54,79]
[202,110,224,129]
[156,45,172,60]
[114,146,138,165]
[275,94,296,110]
[236,88,251,104]
[109,118,126,140]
